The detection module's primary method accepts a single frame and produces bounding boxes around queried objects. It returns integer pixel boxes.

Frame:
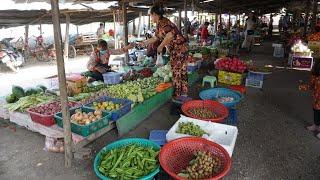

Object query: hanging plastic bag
[156,53,164,66]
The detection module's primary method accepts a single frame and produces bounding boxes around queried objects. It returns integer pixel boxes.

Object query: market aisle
[1,38,320,179]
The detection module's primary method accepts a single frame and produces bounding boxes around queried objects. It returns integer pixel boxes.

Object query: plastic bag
[156,53,164,66]
[44,136,64,153]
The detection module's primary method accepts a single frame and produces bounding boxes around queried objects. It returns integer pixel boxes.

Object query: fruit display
[93,101,122,111]
[28,101,78,116]
[82,83,107,93]
[308,32,320,41]
[188,107,218,119]
[98,143,159,179]
[69,89,109,105]
[217,96,234,103]
[6,85,47,103]
[218,70,243,85]
[215,57,247,73]
[153,64,173,82]
[70,109,103,125]
[107,77,160,104]
[291,40,311,56]
[176,122,208,137]
[178,151,222,179]
[123,70,142,82]
[7,93,55,112]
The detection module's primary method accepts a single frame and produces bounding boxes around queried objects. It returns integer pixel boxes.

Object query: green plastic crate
[54,107,111,137]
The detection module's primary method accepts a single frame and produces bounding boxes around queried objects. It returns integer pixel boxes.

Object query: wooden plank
[138,11,142,38]
[73,122,116,151]
[50,0,73,168]
[123,1,128,45]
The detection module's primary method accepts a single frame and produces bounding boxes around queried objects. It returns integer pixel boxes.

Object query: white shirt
[246,19,255,30]
[208,24,215,35]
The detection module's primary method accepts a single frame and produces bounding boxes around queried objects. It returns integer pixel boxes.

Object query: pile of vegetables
[200,47,211,56]
[82,82,107,93]
[188,107,218,119]
[107,77,160,104]
[6,85,47,103]
[70,109,103,125]
[176,122,208,137]
[155,82,172,93]
[28,101,78,116]
[93,101,122,111]
[69,88,109,104]
[138,68,153,78]
[7,93,55,112]
[178,151,222,179]
[215,57,247,73]
[153,64,172,82]
[98,144,159,179]
[308,32,320,41]
[218,40,233,49]
[122,70,142,82]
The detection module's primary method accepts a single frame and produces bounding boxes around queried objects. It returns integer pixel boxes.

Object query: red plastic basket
[229,85,246,94]
[27,101,79,126]
[181,100,229,123]
[159,137,231,180]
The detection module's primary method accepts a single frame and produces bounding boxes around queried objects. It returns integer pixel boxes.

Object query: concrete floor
[1,38,320,180]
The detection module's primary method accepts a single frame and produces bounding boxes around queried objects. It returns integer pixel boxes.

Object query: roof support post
[228,13,231,30]
[50,0,73,167]
[123,1,128,46]
[184,0,188,36]
[311,0,318,30]
[39,24,43,35]
[148,14,151,29]
[138,11,142,38]
[133,17,136,36]
[24,25,29,56]
[178,9,182,31]
[113,10,118,49]
[64,13,70,61]
[215,13,218,32]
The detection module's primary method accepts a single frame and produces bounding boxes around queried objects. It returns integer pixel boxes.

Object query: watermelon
[25,88,38,96]
[6,94,17,103]
[12,86,25,99]
[36,85,47,92]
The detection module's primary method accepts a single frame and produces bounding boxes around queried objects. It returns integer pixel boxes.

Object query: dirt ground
[1,38,320,180]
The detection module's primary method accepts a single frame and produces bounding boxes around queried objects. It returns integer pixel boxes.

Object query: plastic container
[245,72,264,89]
[149,130,168,146]
[159,137,232,180]
[166,115,238,157]
[218,70,243,85]
[187,64,198,73]
[27,101,80,127]
[199,88,243,108]
[54,107,111,137]
[102,72,122,85]
[94,138,161,180]
[181,100,229,123]
[83,96,132,121]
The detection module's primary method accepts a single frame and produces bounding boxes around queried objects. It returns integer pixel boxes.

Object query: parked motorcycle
[0,38,25,72]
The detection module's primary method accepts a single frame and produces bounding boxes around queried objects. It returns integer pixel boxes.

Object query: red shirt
[201,27,209,40]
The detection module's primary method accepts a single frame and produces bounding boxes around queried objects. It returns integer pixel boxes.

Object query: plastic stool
[202,76,217,88]
[149,130,168,146]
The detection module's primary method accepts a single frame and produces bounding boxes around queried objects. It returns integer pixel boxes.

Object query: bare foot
[307,125,319,131]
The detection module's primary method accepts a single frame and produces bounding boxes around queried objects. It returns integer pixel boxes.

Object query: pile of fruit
[217,96,234,103]
[176,122,208,137]
[28,101,78,115]
[153,64,172,82]
[98,144,159,179]
[178,151,222,179]
[7,93,55,112]
[6,85,47,103]
[93,101,122,111]
[215,57,247,73]
[188,107,218,119]
[308,32,320,41]
[70,109,103,125]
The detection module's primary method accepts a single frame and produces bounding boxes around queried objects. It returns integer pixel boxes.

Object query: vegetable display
[28,101,78,116]
[215,57,247,73]
[82,83,107,93]
[138,68,153,78]
[98,144,159,179]
[176,122,208,137]
[7,94,55,112]
[6,85,47,103]
[70,109,103,125]
[155,82,172,93]
[153,64,172,82]
[308,32,320,41]
[178,151,222,179]
[93,101,122,111]
[188,107,218,119]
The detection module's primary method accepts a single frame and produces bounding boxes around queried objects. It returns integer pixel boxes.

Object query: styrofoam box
[166,115,238,157]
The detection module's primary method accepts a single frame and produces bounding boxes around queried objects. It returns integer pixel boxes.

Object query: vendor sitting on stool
[86,40,132,81]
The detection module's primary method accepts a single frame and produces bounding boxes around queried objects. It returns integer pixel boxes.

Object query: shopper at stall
[242,12,256,52]
[141,5,188,99]
[200,22,210,44]
[305,60,320,139]
[268,14,274,38]
[86,40,132,81]
[97,23,105,39]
